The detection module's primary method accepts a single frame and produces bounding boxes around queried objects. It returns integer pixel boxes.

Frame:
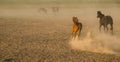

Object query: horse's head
[72,16,78,24]
[97,11,101,18]
[97,11,104,18]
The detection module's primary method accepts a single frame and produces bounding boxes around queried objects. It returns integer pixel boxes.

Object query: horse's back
[106,15,113,24]
[77,22,82,30]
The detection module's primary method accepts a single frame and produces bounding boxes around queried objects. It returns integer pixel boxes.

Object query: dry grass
[0,17,120,62]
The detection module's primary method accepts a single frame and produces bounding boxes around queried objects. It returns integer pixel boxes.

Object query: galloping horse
[72,17,82,39]
[38,8,47,13]
[97,11,113,33]
[52,7,59,13]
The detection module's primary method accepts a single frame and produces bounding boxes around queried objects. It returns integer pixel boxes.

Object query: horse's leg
[74,28,79,39]
[99,24,102,31]
[72,31,77,40]
[78,28,82,37]
[72,32,76,40]
[78,29,80,37]
[74,30,78,38]
[72,25,75,39]
[72,30,77,39]
[106,26,108,31]
[72,30,76,39]
[110,23,113,34]
[103,25,106,31]
[105,24,108,32]
[72,31,74,39]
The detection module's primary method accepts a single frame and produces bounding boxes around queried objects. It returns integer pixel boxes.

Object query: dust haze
[1,0,120,62]
[69,31,120,54]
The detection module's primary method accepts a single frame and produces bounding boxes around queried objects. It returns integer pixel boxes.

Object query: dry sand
[0,6,120,62]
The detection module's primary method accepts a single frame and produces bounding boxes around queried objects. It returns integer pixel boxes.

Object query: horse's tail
[107,16,113,31]
[78,22,82,31]
[80,23,82,30]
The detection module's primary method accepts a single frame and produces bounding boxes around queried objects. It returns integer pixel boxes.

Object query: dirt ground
[0,6,120,62]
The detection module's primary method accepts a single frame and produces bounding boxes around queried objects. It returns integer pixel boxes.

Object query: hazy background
[0,0,120,19]
[0,0,120,27]
[1,0,120,53]
[1,0,120,62]
[1,0,120,50]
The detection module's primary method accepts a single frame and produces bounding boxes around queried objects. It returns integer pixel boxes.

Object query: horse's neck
[99,15,105,20]
[73,20,77,24]
[74,22,77,25]
[74,22,80,26]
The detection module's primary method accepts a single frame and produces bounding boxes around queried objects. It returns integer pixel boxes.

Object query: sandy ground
[0,6,120,62]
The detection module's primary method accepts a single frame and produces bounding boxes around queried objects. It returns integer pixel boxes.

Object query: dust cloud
[1,0,120,55]
[69,31,120,54]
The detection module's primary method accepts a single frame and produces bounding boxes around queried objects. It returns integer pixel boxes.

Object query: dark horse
[38,8,47,13]
[72,17,82,39]
[97,11,113,33]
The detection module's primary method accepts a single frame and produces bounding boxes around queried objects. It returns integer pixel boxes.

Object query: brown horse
[97,11,113,34]
[72,17,82,39]
[52,7,59,13]
[38,8,47,13]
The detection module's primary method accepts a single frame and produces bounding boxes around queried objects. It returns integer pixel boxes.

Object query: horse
[97,11,113,34]
[38,8,47,13]
[52,7,59,13]
[72,17,82,39]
